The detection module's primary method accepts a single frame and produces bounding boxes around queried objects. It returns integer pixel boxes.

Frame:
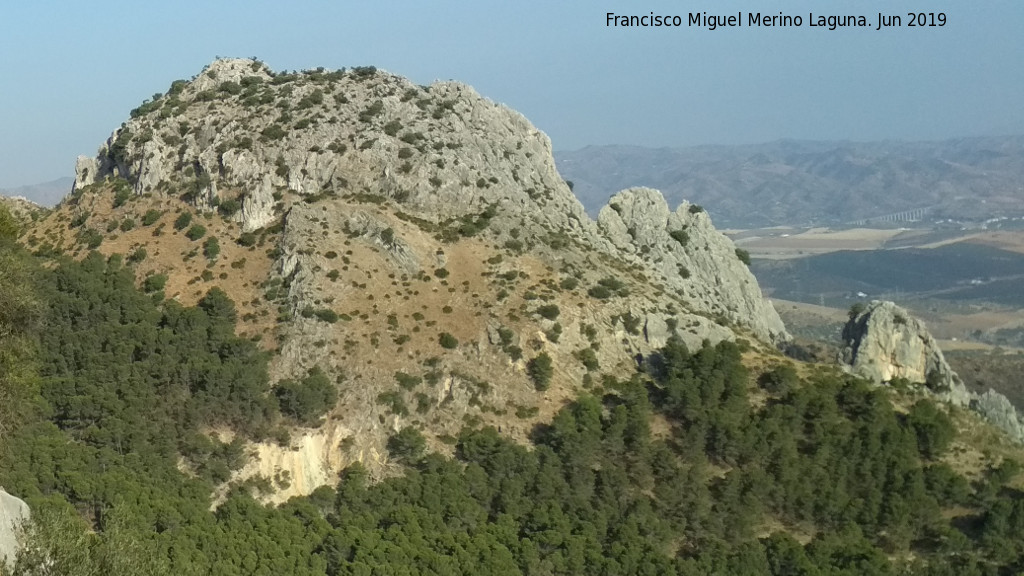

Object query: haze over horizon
[2,0,1022,189]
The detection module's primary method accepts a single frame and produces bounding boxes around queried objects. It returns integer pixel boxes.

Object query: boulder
[0,490,29,568]
[841,300,1024,443]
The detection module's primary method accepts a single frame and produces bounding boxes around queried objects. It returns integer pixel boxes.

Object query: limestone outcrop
[72,59,593,238]
[841,301,965,398]
[0,489,29,568]
[841,300,1024,443]
[596,188,789,345]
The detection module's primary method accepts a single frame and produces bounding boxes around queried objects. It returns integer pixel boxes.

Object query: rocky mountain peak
[49,59,794,499]
[68,58,786,346]
[193,58,274,92]
[73,58,590,238]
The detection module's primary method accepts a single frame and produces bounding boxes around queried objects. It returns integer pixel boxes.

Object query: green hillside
[1,208,1023,574]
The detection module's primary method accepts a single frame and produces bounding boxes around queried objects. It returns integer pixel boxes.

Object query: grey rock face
[841,301,963,397]
[73,59,594,238]
[973,390,1024,442]
[595,187,790,345]
[841,300,1024,443]
[0,489,29,568]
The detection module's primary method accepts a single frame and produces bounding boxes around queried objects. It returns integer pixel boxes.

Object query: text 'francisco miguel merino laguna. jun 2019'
[606,11,947,31]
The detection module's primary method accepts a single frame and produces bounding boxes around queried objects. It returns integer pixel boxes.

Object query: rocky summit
[40,58,788,499]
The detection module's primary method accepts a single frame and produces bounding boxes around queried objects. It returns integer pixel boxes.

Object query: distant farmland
[752,242,1024,307]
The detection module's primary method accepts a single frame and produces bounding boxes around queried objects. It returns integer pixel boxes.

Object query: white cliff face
[237,421,382,505]
[0,489,29,569]
[841,301,960,393]
[73,155,102,193]
[842,300,1024,443]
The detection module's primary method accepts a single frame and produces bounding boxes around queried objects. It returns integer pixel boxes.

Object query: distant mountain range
[555,137,1024,228]
[0,176,73,207]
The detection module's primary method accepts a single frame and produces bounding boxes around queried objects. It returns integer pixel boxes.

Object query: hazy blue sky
[1,0,1022,188]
